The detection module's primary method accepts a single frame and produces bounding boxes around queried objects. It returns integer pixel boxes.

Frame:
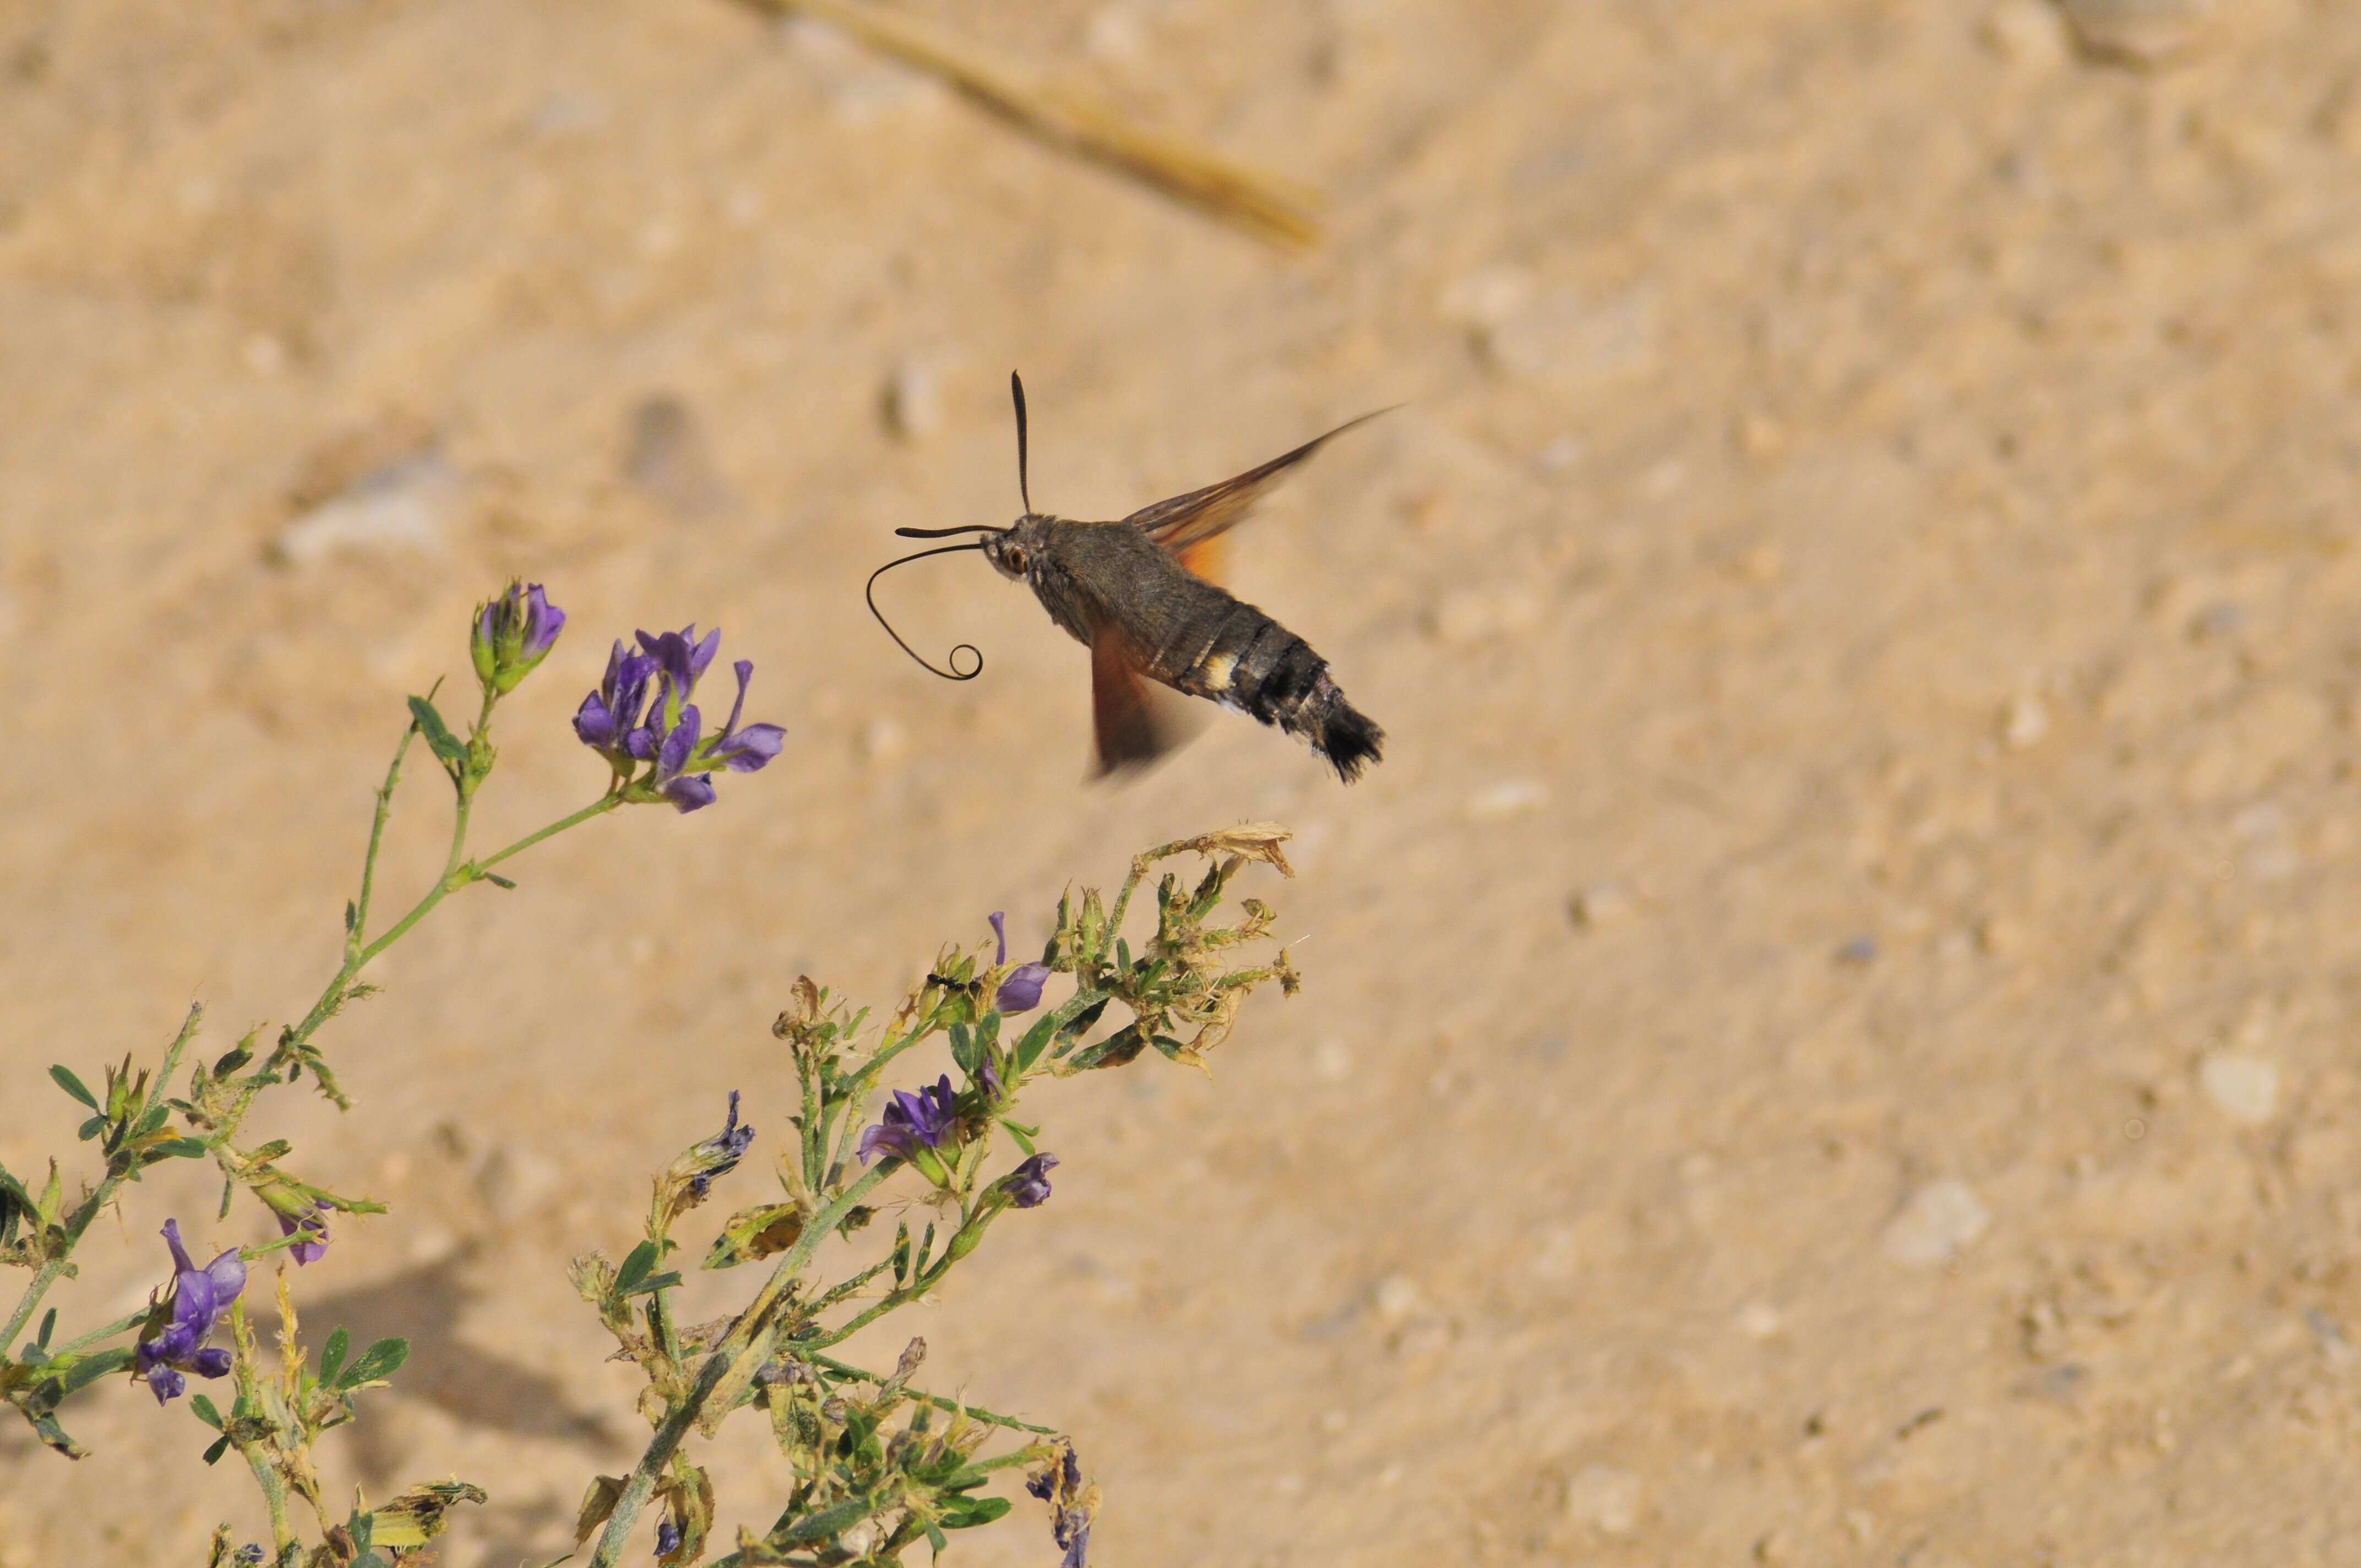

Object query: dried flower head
[686,1091,756,1199]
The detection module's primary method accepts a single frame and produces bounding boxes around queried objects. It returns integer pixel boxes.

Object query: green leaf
[948,1022,976,1075]
[145,1137,210,1161]
[614,1240,660,1295]
[190,1394,224,1430]
[1012,1012,1060,1074]
[483,872,517,890]
[318,1326,350,1388]
[202,1434,230,1466]
[48,1065,97,1110]
[347,1502,374,1553]
[344,899,358,933]
[940,1495,1011,1530]
[407,695,467,767]
[59,1346,134,1395]
[75,1115,105,1143]
[336,1336,409,1390]
[999,1119,1037,1157]
[26,1405,87,1458]
[622,1270,683,1298]
[36,1308,56,1350]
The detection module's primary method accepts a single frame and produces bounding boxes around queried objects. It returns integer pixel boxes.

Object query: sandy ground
[7,0,2361,1562]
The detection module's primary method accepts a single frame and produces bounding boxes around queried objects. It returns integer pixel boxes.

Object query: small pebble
[1565,1464,1642,1536]
[883,357,943,442]
[1531,1230,1577,1280]
[1570,883,1636,929]
[1438,265,1531,329]
[1426,587,1542,646]
[1468,779,1548,820]
[1311,1038,1353,1082]
[1979,1,2070,65]
[2002,693,2049,749]
[275,451,458,566]
[1372,1275,1421,1321]
[2199,1051,2277,1124]
[1535,435,1585,472]
[1878,1178,1989,1266]
[625,395,727,515]
[1484,287,1657,384]
[475,1143,561,1221]
[2056,0,2212,64]
[1084,4,1147,62]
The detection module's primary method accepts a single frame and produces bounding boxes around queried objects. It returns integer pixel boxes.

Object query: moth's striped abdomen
[1161,595,1385,783]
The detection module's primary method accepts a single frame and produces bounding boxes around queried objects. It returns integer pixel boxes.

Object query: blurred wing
[1090,624,1183,776]
[1123,408,1390,569]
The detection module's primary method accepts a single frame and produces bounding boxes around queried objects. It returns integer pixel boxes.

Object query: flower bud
[471,581,566,695]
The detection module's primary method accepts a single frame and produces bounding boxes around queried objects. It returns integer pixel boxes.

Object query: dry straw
[755,0,1326,251]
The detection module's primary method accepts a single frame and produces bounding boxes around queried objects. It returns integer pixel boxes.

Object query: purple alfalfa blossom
[856,1075,960,1165]
[650,702,716,813]
[1000,1152,1058,1210]
[135,1220,246,1405]
[573,640,660,762]
[471,581,566,695]
[655,1520,682,1557]
[687,1090,756,1199]
[987,912,1051,1014]
[709,660,786,774]
[278,1199,332,1265]
[580,625,783,812]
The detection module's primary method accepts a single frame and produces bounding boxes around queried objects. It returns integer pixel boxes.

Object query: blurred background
[6,0,2361,1561]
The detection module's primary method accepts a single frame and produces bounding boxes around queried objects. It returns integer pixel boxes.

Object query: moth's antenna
[1011,370,1033,517]
[866,543,988,680]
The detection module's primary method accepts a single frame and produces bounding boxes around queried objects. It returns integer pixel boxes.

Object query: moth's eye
[1005,547,1029,574]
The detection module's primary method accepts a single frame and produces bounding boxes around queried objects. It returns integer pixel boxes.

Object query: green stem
[346,723,420,962]
[242,1439,295,1558]
[472,792,623,878]
[589,1164,896,1568]
[806,1354,1057,1434]
[45,1307,148,1359]
[1,1005,203,1355]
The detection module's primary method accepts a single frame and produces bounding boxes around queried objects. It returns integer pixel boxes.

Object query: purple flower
[988,912,1050,1014]
[651,702,716,813]
[1000,1152,1058,1209]
[471,581,567,695]
[709,661,786,774]
[656,1520,682,1556]
[856,1076,960,1164]
[573,641,660,760]
[687,1090,756,1199]
[276,1199,331,1266]
[135,1220,246,1405]
[578,626,783,812]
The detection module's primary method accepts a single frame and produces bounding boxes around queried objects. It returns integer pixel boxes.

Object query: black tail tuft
[1305,687,1385,784]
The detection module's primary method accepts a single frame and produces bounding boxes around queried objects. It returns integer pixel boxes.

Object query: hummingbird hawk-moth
[868,373,1388,782]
